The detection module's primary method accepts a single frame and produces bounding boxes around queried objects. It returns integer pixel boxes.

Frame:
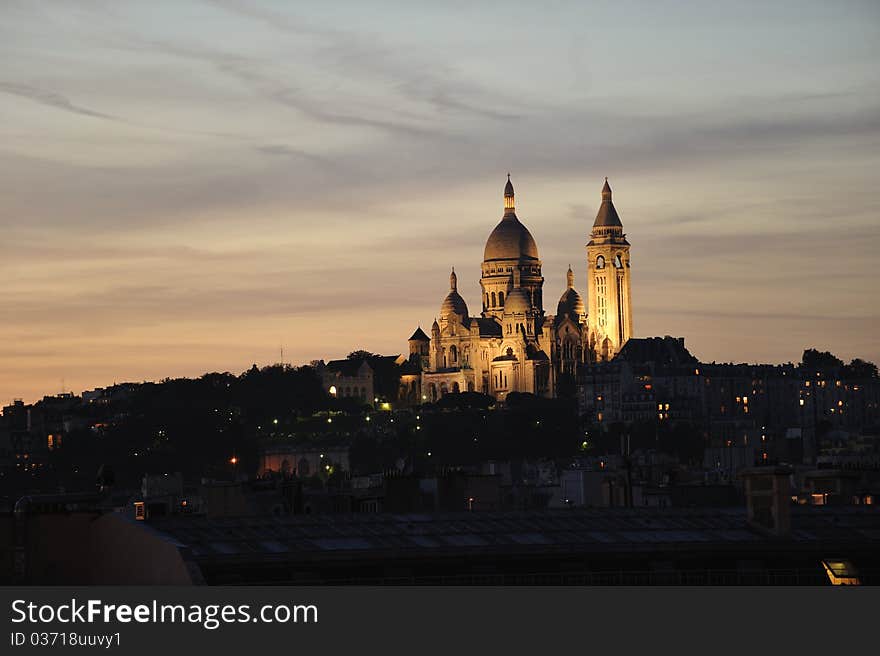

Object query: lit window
[821,560,860,586]
[596,255,605,269]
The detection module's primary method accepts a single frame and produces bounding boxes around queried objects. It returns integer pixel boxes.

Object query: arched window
[450,345,458,362]
[596,255,606,269]
[498,291,504,306]
[491,292,497,307]
[614,254,623,268]
[452,382,460,393]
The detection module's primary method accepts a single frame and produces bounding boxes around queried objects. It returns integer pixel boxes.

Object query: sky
[1,0,879,403]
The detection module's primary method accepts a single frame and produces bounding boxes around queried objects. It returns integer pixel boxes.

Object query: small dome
[439,266,469,321]
[484,216,539,261]
[556,288,585,321]
[440,290,469,320]
[504,287,531,314]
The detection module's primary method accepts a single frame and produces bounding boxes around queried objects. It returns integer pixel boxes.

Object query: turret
[408,326,430,362]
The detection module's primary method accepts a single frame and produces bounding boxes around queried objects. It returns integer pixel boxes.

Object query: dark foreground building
[4,501,878,585]
[143,506,880,585]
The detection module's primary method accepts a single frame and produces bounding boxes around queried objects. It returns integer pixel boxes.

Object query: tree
[801,348,843,371]
[843,358,879,380]
[347,350,375,360]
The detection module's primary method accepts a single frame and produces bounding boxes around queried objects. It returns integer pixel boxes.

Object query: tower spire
[593,177,622,230]
[449,267,457,291]
[504,174,515,214]
[567,265,574,289]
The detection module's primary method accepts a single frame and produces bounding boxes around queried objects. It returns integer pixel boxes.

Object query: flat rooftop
[146,506,880,560]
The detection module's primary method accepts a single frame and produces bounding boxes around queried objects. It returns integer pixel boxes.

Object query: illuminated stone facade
[410,176,634,402]
[586,179,634,360]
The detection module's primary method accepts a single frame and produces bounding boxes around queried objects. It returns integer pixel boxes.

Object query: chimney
[740,466,793,537]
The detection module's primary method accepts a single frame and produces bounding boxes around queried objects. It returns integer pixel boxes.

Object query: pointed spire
[449,267,457,291]
[593,177,623,230]
[567,265,575,289]
[504,173,515,214]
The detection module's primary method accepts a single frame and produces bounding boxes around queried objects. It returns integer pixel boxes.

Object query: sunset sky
[2,0,879,403]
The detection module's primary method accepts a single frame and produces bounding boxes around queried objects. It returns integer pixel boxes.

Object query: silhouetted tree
[801,348,844,371]
[843,358,879,379]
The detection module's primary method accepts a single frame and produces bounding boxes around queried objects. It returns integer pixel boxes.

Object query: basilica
[402,176,634,403]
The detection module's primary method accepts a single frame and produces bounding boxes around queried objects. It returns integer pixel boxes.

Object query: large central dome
[484,215,539,262]
[483,176,539,261]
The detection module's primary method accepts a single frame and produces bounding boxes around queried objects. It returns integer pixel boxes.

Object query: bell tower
[586,178,633,361]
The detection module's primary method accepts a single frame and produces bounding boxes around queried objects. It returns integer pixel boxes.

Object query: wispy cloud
[0,81,119,120]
